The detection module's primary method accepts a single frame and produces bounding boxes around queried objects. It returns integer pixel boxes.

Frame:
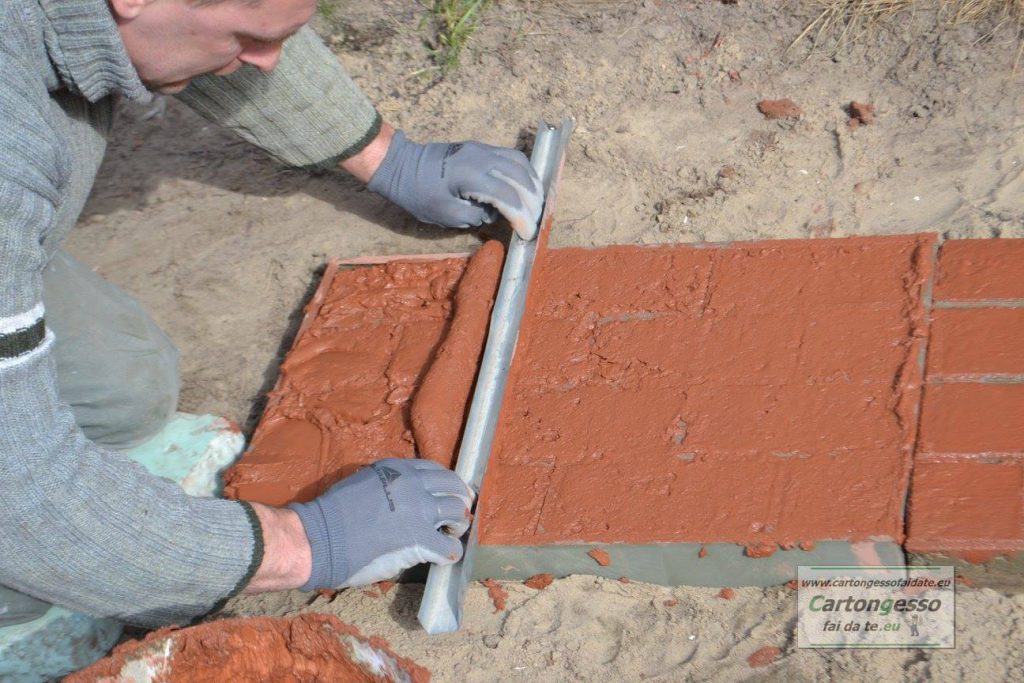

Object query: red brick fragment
[798,540,816,551]
[65,614,431,683]
[317,589,338,600]
[482,579,508,612]
[618,576,631,584]
[663,598,679,607]
[698,546,708,559]
[928,309,1024,377]
[935,239,1024,302]
[524,574,554,590]
[717,587,736,600]
[745,541,777,558]
[748,646,781,668]
[848,101,876,126]
[757,98,802,119]
[377,581,396,595]
[956,574,974,587]
[919,384,1024,454]
[785,579,799,590]
[588,549,612,566]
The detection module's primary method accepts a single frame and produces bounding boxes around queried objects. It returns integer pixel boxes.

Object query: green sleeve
[177,26,382,169]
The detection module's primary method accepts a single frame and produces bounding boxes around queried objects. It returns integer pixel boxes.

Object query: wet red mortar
[224,256,472,505]
[66,614,429,683]
[934,239,1024,301]
[918,384,1024,454]
[477,235,933,547]
[411,241,504,467]
[927,309,1024,376]
[908,237,1024,564]
[482,578,508,612]
[525,573,554,590]
[745,542,777,559]
[906,461,1024,562]
[227,232,1022,569]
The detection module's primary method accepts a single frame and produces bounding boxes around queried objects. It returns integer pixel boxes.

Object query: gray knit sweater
[0,0,380,627]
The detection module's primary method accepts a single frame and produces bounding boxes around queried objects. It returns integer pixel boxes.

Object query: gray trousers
[0,249,180,626]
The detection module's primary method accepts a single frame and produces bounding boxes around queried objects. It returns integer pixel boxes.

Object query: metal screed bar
[418,118,574,634]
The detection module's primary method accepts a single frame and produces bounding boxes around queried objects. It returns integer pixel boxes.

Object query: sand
[66,1,1024,680]
[218,577,1024,682]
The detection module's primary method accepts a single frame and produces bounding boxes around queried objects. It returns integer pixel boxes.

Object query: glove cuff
[366,129,410,200]
[288,500,350,591]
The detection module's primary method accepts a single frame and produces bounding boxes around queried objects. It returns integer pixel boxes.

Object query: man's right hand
[286,458,474,590]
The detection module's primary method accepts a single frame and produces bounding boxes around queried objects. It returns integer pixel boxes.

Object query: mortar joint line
[899,237,942,548]
[933,299,1024,309]
[916,451,1024,463]
[927,373,1024,385]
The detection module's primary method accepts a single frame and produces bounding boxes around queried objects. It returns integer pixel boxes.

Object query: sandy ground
[66,1,1024,680]
[221,577,1024,682]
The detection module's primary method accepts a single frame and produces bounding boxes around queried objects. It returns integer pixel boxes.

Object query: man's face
[113,0,318,94]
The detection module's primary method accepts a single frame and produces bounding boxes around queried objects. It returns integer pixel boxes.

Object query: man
[0,0,543,678]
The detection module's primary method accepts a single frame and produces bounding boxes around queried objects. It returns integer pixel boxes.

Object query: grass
[790,0,1024,70]
[421,0,493,76]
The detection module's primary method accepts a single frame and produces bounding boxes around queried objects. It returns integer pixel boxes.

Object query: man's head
[109,0,318,94]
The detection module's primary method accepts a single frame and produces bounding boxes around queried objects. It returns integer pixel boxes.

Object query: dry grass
[791,0,1024,70]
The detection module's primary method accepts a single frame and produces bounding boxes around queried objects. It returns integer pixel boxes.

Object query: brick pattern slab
[918,384,1024,454]
[933,239,1024,303]
[927,309,1024,378]
[907,238,1024,564]
[477,235,934,549]
[230,235,1024,580]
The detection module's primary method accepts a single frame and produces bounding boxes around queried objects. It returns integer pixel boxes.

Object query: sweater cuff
[176,26,380,168]
[201,501,265,620]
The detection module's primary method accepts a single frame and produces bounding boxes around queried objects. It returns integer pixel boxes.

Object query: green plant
[423,0,492,75]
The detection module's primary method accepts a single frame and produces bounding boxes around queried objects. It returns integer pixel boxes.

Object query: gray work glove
[288,458,474,590]
[368,130,544,240]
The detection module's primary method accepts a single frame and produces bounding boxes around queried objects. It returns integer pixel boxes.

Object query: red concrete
[918,384,1024,455]
[232,233,1022,571]
[927,309,1024,377]
[411,241,504,467]
[224,257,469,505]
[934,239,1024,301]
[906,461,1024,562]
[907,241,1024,563]
[66,614,430,683]
[477,235,933,547]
